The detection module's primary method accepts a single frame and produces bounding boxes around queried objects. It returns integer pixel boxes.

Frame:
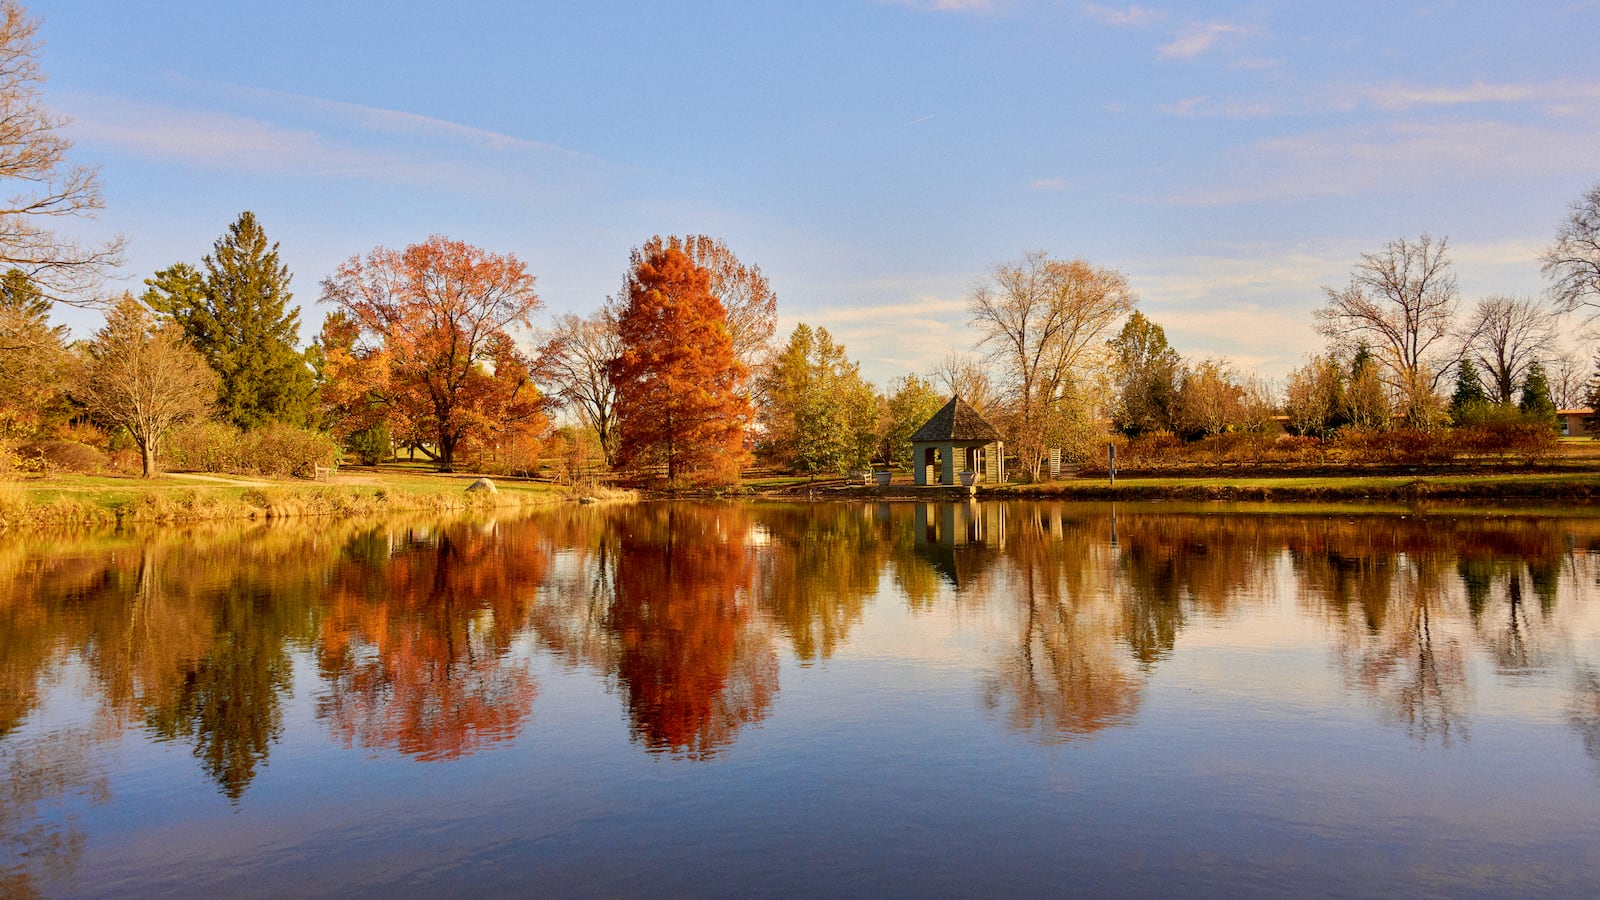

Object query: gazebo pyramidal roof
[911,395,1002,443]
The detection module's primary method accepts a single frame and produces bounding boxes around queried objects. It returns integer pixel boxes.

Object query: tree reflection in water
[2,500,1600,826]
[0,724,111,899]
[605,504,777,759]
[313,518,547,762]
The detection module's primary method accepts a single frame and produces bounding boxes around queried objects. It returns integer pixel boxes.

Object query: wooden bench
[313,464,334,481]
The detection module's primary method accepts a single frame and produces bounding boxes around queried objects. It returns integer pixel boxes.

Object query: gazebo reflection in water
[913,502,1008,589]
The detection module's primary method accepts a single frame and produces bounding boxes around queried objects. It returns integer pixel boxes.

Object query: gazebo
[910,395,1005,486]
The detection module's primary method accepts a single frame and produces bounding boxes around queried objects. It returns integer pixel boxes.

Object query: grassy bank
[981,471,1600,502]
[0,468,632,531]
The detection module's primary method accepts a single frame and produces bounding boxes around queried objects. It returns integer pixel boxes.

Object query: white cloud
[1361,79,1600,113]
[1029,177,1068,190]
[58,89,603,195]
[1158,22,1254,61]
[1170,119,1600,205]
[222,83,592,159]
[884,0,996,12]
[64,96,375,175]
[1080,3,1162,27]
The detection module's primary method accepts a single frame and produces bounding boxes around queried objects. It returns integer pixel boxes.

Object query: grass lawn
[1,465,578,531]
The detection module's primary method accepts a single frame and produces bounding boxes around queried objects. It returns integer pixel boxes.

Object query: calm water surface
[4,500,1600,897]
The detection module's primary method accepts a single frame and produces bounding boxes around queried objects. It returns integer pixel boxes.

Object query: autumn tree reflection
[977,504,1145,742]
[604,504,776,759]
[314,517,546,761]
[750,503,885,663]
[0,724,111,899]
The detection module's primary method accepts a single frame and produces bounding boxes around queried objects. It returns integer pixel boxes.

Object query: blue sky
[30,0,1600,385]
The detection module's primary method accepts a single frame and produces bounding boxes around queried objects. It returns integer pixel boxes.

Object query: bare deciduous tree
[541,308,622,466]
[969,251,1135,477]
[1461,294,1559,405]
[0,1,122,303]
[1543,183,1600,315]
[73,294,215,476]
[1552,351,1587,411]
[1315,234,1459,424]
[928,351,999,415]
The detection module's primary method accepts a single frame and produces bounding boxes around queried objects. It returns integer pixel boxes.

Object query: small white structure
[910,396,1006,486]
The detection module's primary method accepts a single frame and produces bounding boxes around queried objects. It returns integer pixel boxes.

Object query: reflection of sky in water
[3,502,1600,896]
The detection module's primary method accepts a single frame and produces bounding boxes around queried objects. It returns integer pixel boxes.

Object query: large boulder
[466,477,497,494]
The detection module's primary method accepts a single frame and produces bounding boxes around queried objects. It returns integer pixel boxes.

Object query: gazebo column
[940,443,955,485]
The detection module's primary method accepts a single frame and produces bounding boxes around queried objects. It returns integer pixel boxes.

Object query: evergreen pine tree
[144,213,312,428]
[1585,352,1600,437]
[1449,359,1489,424]
[1518,360,1557,427]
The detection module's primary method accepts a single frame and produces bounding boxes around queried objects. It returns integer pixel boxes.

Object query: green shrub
[345,423,392,466]
[168,421,244,472]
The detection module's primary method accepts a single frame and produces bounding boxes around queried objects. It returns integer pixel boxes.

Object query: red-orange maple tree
[608,237,751,485]
[319,236,547,471]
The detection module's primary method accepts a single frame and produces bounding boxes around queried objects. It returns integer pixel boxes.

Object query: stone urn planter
[959,471,977,487]
[875,471,892,487]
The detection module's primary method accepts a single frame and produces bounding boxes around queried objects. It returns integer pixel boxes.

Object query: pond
[3,500,1600,897]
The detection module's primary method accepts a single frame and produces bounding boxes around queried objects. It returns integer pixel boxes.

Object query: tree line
[5,0,1600,485]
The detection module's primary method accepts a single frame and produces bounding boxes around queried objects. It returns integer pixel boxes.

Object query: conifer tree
[1449,359,1489,424]
[1518,360,1557,426]
[143,212,312,428]
[1343,345,1391,430]
[609,237,751,485]
[0,267,68,434]
[1584,352,1600,436]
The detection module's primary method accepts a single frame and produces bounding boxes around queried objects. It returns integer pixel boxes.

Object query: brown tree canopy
[608,237,751,485]
[969,251,1136,478]
[319,236,548,472]
[642,234,777,370]
[540,308,623,466]
[73,293,215,476]
[0,1,122,302]
[1543,182,1600,315]
[1316,234,1459,424]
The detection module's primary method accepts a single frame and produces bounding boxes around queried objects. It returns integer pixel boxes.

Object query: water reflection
[2,503,1600,788]
[314,519,546,762]
[607,504,776,759]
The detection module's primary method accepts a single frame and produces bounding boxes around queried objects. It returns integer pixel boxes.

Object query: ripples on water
[3,501,1600,897]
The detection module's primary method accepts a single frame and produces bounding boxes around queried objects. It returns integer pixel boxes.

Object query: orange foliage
[608,505,776,758]
[314,519,549,761]
[609,238,751,486]
[319,236,549,471]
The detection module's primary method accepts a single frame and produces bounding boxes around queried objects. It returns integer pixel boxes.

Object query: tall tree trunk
[438,434,455,473]
[141,440,157,478]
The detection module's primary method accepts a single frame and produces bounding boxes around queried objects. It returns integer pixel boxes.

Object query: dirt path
[166,472,277,488]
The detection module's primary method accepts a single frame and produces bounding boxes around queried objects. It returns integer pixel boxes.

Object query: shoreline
[0,472,637,533]
[8,467,1600,533]
[750,470,1600,504]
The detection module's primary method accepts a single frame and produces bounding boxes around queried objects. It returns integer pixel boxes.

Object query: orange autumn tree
[319,236,547,471]
[609,238,751,486]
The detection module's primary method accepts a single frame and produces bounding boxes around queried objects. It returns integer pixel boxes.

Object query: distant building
[1559,408,1594,437]
[910,395,1006,486]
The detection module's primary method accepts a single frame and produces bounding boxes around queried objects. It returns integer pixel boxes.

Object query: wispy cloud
[1361,79,1600,112]
[64,95,376,175]
[220,83,593,159]
[1029,177,1067,190]
[1172,119,1600,205]
[884,0,996,12]
[1158,21,1255,61]
[1079,3,1162,27]
[59,88,604,195]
